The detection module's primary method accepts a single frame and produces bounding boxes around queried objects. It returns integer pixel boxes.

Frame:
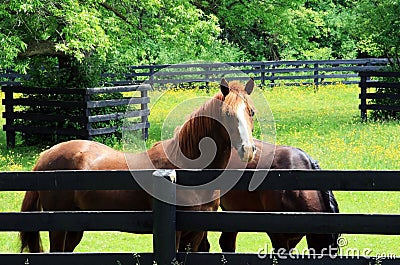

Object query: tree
[351,0,400,67]
[191,0,358,61]
[0,0,240,77]
[191,0,305,60]
[350,0,400,120]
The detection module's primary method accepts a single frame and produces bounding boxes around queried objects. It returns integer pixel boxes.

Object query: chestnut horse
[19,78,257,253]
[216,139,339,253]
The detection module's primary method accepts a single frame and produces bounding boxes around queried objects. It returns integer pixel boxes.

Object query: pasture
[0,83,400,256]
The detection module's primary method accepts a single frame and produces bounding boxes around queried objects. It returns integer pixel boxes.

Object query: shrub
[14,56,126,147]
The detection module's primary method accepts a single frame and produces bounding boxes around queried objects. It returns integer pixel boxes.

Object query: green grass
[0,84,400,256]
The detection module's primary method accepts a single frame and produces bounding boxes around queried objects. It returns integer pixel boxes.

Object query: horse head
[220,78,256,162]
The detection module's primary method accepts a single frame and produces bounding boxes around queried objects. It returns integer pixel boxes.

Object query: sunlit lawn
[0,84,399,257]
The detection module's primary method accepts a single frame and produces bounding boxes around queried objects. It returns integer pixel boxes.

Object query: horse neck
[175,97,232,169]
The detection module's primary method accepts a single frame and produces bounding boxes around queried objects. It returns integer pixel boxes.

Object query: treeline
[0,0,399,80]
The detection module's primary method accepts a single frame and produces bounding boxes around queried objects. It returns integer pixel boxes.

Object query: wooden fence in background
[359,71,400,120]
[1,169,400,265]
[0,58,390,147]
[1,58,388,88]
[2,85,150,147]
[109,58,388,87]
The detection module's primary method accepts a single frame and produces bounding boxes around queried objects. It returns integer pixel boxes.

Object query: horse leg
[64,231,84,252]
[219,232,238,252]
[176,231,182,251]
[306,234,338,254]
[269,233,305,253]
[268,233,292,252]
[178,231,206,252]
[49,231,67,252]
[41,191,75,252]
[287,236,303,250]
[197,232,211,252]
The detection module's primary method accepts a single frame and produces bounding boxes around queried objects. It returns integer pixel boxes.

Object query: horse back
[32,140,127,171]
[272,145,312,170]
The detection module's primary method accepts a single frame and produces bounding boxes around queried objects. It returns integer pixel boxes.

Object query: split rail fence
[1,58,388,88]
[0,58,390,147]
[359,71,400,120]
[109,58,388,87]
[2,84,151,147]
[0,169,400,264]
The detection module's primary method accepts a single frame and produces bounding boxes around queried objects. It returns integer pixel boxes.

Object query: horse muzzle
[238,144,256,162]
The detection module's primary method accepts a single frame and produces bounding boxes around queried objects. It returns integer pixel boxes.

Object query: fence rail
[2,84,151,147]
[1,169,400,264]
[1,252,394,265]
[0,59,390,147]
[359,71,400,120]
[112,58,388,87]
[1,59,389,88]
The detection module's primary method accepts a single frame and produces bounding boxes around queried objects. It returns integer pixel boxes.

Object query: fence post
[271,64,276,86]
[314,63,319,89]
[83,93,92,140]
[359,72,368,121]
[140,88,149,140]
[149,66,155,87]
[260,63,266,86]
[152,169,177,265]
[3,87,16,148]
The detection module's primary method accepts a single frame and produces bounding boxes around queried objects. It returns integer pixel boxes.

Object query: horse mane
[174,83,254,159]
[176,92,226,159]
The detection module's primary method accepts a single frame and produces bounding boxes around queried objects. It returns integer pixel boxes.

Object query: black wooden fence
[0,58,389,147]
[359,71,400,120]
[107,58,388,87]
[1,169,400,265]
[1,58,388,88]
[2,84,151,147]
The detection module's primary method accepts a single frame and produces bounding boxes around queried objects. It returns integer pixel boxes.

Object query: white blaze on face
[236,102,253,151]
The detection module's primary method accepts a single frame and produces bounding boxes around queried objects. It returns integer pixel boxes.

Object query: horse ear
[220,78,229,96]
[245,77,254,95]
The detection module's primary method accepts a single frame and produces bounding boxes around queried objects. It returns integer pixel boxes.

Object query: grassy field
[0,83,400,256]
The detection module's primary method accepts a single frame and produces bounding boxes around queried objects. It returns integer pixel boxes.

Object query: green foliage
[192,0,358,61]
[192,0,305,60]
[1,0,398,68]
[351,0,400,66]
[24,56,103,88]
[0,0,243,73]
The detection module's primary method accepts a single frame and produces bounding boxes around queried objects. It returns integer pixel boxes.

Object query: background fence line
[1,58,389,88]
[0,58,392,148]
[92,58,390,87]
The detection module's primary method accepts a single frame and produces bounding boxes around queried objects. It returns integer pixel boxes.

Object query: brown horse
[216,139,339,253]
[19,78,257,253]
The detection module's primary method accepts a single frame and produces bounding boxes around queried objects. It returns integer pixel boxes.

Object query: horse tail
[307,155,340,214]
[19,191,43,253]
[297,149,340,249]
[307,154,340,250]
